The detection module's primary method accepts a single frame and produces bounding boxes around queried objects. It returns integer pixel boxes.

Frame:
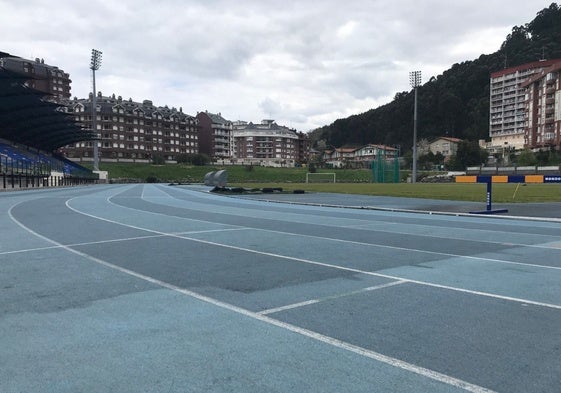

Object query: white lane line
[106,189,561,273]
[106,188,246,231]
[239,226,561,272]
[0,245,62,255]
[0,228,250,256]
[7,201,496,393]
[231,192,561,224]
[66,195,561,310]
[156,185,561,246]
[339,220,561,251]
[259,280,407,315]
[0,234,166,255]
[151,184,561,253]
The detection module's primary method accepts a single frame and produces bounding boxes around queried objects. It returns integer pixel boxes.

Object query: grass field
[95,162,561,203]
[228,182,561,203]
[97,163,376,183]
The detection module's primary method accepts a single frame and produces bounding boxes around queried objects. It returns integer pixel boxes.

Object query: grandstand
[1,51,98,190]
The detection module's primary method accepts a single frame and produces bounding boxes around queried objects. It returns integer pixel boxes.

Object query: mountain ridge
[310,3,561,152]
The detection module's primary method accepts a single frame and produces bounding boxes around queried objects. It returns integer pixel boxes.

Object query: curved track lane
[2,184,561,393]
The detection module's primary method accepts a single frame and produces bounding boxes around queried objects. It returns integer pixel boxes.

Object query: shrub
[151,154,165,165]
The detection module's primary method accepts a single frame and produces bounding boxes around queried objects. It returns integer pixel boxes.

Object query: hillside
[311,3,561,152]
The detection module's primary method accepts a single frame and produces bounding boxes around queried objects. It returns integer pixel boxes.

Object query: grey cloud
[0,0,543,132]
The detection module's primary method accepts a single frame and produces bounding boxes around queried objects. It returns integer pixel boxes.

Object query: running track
[1,184,561,392]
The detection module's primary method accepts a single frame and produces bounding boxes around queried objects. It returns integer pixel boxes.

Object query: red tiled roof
[432,137,462,143]
[490,59,561,78]
[520,61,561,88]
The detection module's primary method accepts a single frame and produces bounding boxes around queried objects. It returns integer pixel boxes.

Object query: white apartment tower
[231,120,308,166]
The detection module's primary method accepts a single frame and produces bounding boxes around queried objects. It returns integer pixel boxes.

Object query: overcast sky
[0,0,548,132]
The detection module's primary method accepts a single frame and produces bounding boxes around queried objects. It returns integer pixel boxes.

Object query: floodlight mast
[90,49,102,171]
[409,70,421,183]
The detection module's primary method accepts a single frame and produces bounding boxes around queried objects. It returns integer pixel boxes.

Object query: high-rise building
[521,60,561,150]
[489,59,561,151]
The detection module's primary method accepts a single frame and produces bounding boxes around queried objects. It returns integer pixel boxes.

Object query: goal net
[306,172,336,183]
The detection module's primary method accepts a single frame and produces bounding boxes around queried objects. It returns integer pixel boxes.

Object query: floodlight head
[90,49,103,71]
[409,70,422,88]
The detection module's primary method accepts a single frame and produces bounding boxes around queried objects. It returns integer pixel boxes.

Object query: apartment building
[62,93,199,162]
[489,59,561,151]
[0,51,96,155]
[1,51,309,165]
[196,111,232,159]
[521,60,561,150]
[0,54,71,100]
[231,120,309,166]
[322,144,398,168]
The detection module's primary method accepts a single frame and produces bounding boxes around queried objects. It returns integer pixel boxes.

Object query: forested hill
[311,3,561,151]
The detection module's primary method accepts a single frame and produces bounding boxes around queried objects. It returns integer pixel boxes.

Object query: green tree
[516,149,537,166]
[535,150,550,166]
[175,153,210,166]
[434,152,445,168]
[190,153,210,166]
[151,154,165,165]
[447,141,488,170]
[418,151,445,170]
[308,3,561,151]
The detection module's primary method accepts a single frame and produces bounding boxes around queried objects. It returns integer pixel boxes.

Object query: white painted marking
[340,222,561,251]
[104,189,245,230]
[235,193,561,224]
[0,228,249,256]
[105,189,561,273]
[154,185,561,252]
[0,244,62,255]
[0,234,166,255]
[260,226,561,272]
[64,195,561,310]
[259,280,407,315]
[150,185,561,247]
[7,201,496,393]
[259,299,322,315]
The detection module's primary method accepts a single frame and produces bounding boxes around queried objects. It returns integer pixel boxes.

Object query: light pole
[90,49,102,171]
[409,70,421,183]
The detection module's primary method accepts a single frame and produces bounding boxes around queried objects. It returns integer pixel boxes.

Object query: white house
[322,144,398,168]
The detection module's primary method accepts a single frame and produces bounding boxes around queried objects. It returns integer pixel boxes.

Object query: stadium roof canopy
[0,64,96,152]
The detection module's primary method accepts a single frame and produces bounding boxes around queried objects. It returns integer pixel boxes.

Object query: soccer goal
[306,172,336,183]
